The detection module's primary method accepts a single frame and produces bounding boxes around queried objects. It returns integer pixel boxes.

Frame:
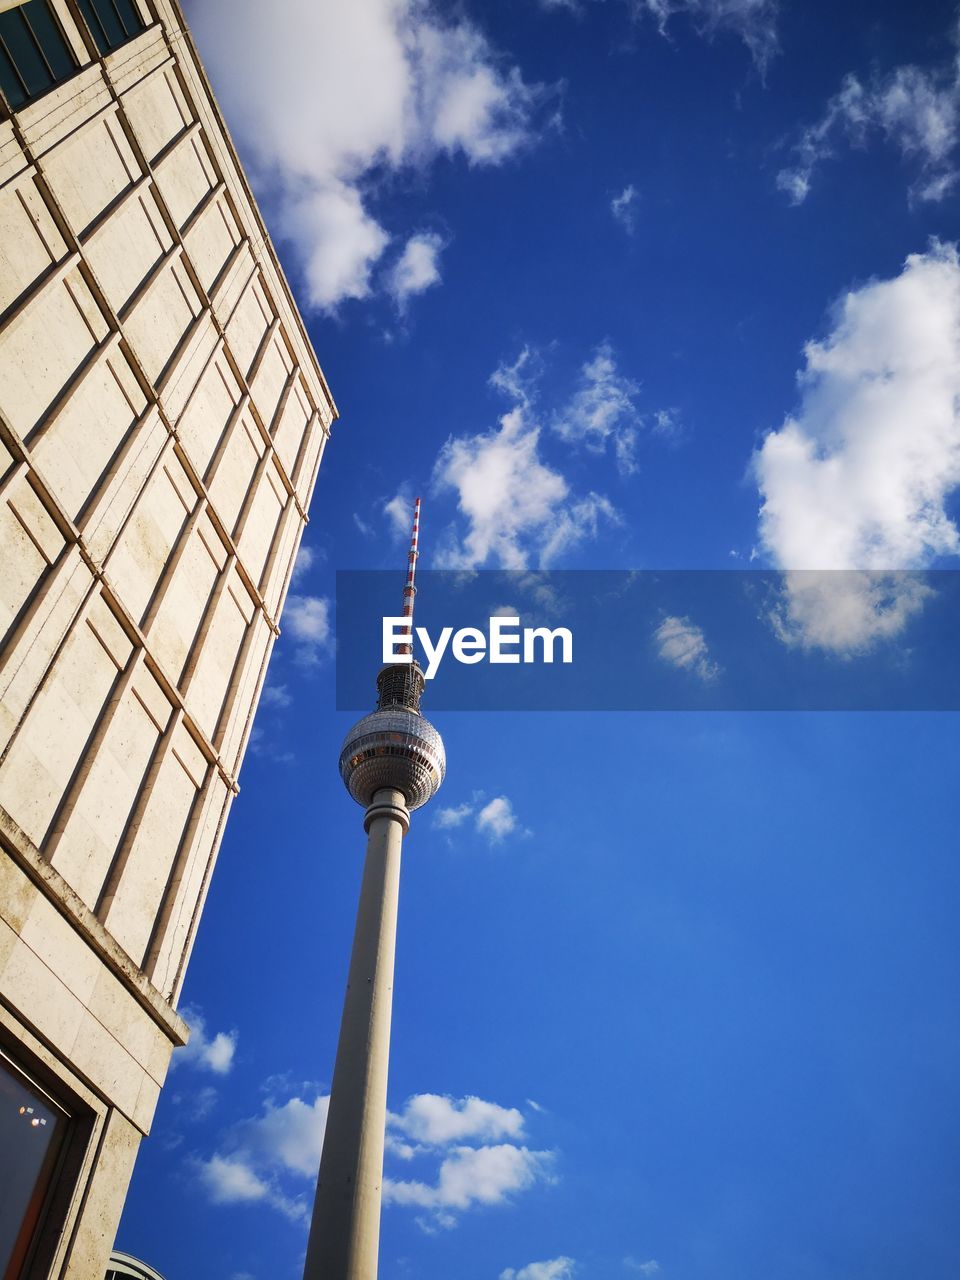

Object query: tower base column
[302,788,409,1280]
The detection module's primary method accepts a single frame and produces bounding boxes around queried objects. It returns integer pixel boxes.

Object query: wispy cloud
[501,1260,576,1280]
[433,794,529,842]
[754,242,960,651]
[385,491,416,540]
[611,183,638,233]
[194,1153,307,1222]
[259,683,292,710]
[654,616,719,681]
[282,595,332,667]
[433,349,618,569]
[552,343,643,474]
[290,543,318,584]
[635,0,779,71]
[185,0,550,310]
[172,1007,237,1075]
[624,1261,661,1276]
[476,795,522,841]
[778,20,960,205]
[434,802,475,829]
[386,231,447,311]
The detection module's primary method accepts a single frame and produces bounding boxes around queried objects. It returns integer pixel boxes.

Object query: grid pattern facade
[0,1,335,1274]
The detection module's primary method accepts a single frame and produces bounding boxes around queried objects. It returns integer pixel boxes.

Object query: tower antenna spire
[399,497,420,657]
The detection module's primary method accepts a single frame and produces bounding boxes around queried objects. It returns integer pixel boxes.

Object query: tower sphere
[339,705,445,810]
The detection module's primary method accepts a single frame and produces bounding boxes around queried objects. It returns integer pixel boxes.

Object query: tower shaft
[303,788,410,1280]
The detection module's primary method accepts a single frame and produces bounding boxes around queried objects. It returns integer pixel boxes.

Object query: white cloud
[778,29,960,207]
[552,343,642,474]
[384,1094,551,1229]
[193,1093,327,1224]
[197,1154,270,1205]
[501,1259,577,1280]
[434,802,474,829]
[173,1008,237,1075]
[476,796,521,841]
[390,1094,525,1144]
[384,1143,553,1216]
[233,1095,329,1178]
[611,183,638,233]
[754,242,960,650]
[283,594,332,666]
[385,492,416,540]
[490,345,541,406]
[291,543,317,584]
[184,0,546,310]
[652,407,681,438]
[654,616,719,681]
[197,1087,551,1231]
[387,231,446,310]
[635,0,779,70]
[259,683,292,710]
[433,352,618,569]
[624,1261,661,1276]
[436,795,528,841]
[434,404,569,568]
[193,1152,306,1222]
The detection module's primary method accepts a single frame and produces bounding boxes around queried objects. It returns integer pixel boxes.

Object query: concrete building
[0,2,336,1276]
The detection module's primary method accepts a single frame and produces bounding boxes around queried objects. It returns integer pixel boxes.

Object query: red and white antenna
[399,497,420,657]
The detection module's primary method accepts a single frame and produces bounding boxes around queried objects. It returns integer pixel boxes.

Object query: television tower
[303,498,445,1280]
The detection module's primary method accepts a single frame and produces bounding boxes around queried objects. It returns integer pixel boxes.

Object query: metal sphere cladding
[339,706,445,810]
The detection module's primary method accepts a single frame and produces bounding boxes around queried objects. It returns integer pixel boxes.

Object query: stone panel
[122,252,203,383]
[186,565,255,739]
[48,665,169,911]
[121,64,193,165]
[105,448,192,622]
[0,266,110,436]
[42,108,141,235]
[207,405,264,534]
[0,470,65,644]
[153,128,216,230]
[183,191,242,295]
[225,270,274,377]
[83,185,173,314]
[99,719,207,964]
[174,347,242,480]
[30,347,148,526]
[0,173,68,312]
[0,591,128,849]
[237,457,286,587]
[146,509,223,684]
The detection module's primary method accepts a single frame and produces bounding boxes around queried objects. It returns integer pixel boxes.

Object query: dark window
[0,0,76,110]
[0,1048,70,1280]
[76,0,145,56]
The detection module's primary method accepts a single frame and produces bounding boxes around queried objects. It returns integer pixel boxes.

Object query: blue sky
[117,1,960,1277]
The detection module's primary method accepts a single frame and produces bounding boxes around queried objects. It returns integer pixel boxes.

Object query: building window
[0,1,76,110]
[75,0,145,56]
[0,1047,70,1280]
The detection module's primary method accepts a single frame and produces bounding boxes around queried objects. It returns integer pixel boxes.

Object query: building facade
[0,2,336,1275]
